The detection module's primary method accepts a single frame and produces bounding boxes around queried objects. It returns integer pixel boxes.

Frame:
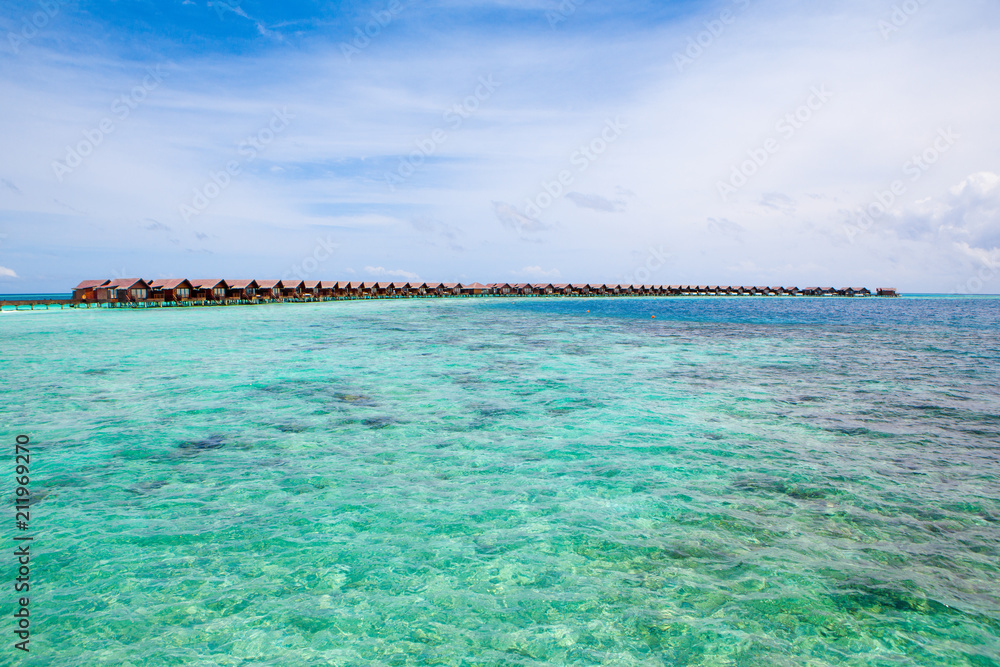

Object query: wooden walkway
[3,291,896,312]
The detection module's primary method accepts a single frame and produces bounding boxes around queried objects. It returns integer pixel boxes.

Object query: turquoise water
[0,293,72,300]
[2,297,998,666]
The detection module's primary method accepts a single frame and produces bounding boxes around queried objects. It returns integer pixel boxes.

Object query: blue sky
[1,0,999,292]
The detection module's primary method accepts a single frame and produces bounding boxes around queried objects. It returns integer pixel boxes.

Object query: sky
[1,0,999,293]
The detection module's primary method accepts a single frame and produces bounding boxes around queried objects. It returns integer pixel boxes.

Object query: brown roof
[226,279,257,289]
[105,278,150,289]
[256,280,281,289]
[302,280,320,289]
[74,279,110,290]
[149,278,192,290]
[189,279,227,289]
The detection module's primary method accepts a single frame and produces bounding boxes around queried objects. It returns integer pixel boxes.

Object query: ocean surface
[0,293,72,301]
[2,296,998,666]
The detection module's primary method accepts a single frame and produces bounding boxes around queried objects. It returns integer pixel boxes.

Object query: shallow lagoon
[2,296,999,665]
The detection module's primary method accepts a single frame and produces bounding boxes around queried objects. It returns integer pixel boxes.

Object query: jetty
[0,280,899,312]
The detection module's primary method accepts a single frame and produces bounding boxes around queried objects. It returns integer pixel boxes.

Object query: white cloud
[2,0,1000,290]
[515,265,560,280]
[0,266,18,278]
[364,266,419,280]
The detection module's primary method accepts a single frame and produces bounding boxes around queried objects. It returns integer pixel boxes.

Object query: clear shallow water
[2,296,999,666]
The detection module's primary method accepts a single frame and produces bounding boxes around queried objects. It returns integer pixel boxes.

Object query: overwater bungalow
[313,281,336,298]
[301,280,319,298]
[281,280,304,299]
[189,279,226,301]
[94,278,151,303]
[877,287,898,297]
[226,279,257,300]
[253,280,281,300]
[840,287,871,297]
[72,279,110,301]
[149,278,194,302]
[370,282,393,297]
[461,283,489,295]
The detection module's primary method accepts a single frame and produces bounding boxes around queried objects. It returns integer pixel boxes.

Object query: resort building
[149,278,194,302]
[72,279,110,301]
